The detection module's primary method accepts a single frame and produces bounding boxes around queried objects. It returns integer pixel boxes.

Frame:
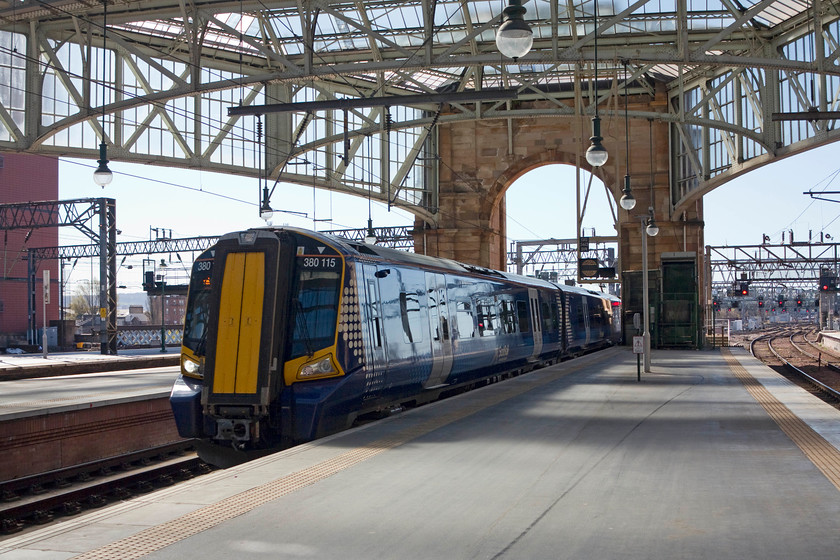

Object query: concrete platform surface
[1,347,839,560]
[0,349,178,380]
[0,365,180,421]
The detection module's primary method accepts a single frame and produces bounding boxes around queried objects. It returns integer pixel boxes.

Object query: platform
[0,349,179,380]
[0,364,180,421]
[0,364,183,480]
[2,347,839,559]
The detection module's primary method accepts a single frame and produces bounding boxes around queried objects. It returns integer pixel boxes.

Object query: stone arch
[481,149,618,229]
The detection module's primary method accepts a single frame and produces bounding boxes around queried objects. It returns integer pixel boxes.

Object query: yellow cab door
[203,230,292,412]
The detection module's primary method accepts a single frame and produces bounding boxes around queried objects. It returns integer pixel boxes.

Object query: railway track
[0,441,212,536]
[748,327,840,407]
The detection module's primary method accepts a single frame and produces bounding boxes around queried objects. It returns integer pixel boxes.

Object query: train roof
[235,227,618,300]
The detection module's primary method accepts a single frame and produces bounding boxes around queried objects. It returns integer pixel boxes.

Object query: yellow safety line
[72,351,614,560]
[722,348,840,492]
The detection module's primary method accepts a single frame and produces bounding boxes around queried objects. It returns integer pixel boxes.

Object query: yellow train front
[170,227,620,466]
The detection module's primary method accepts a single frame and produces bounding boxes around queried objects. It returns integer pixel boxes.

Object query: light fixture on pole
[585,1,608,167]
[619,61,636,210]
[639,207,659,373]
[645,213,660,237]
[495,0,533,60]
[93,0,113,187]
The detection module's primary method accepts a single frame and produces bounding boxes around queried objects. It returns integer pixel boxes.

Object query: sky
[58,142,840,292]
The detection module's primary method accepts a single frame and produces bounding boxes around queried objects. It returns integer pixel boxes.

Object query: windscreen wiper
[293,298,315,357]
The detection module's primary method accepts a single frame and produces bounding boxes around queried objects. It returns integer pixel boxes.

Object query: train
[170,227,621,466]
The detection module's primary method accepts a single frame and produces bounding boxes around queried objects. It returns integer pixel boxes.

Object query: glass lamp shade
[495,0,532,59]
[93,166,113,187]
[620,193,636,210]
[585,139,609,167]
[496,20,533,59]
[260,208,274,223]
[646,220,660,237]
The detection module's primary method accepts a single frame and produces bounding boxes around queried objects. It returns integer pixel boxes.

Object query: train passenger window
[399,291,423,344]
[500,299,517,334]
[541,301,554,331]
[456,301,474,338]
[288,269,341,359]
[517,300,530,333]
[477,298,497,337]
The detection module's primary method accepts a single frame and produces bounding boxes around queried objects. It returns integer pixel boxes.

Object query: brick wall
[0,154,60,339]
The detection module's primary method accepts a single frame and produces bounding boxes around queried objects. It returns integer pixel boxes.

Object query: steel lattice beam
[0,2,834,224]
[321,226,415,251]
[0,198,103,241]
[708,242,840,293]
[30,236,220,260]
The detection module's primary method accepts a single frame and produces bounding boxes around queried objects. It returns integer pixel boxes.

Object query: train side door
[424,272,453,388]
[528,288,543,360]
[362,264,388,398]
[582,297,591,345]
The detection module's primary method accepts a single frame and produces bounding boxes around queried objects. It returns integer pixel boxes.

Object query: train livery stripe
[213,252,264,395]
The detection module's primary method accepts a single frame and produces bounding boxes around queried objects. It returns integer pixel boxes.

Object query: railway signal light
[739,282,749,296]
[819,274,837,291]
[758,299,764,308]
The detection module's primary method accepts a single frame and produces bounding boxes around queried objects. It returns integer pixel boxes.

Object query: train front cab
[200,230,292,447]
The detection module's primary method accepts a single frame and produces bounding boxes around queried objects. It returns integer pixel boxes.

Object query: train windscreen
[288,267,341,359]
[182,252,213,356]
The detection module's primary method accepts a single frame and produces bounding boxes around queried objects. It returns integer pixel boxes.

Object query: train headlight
[298,355,337,380]
[181,356,202,379]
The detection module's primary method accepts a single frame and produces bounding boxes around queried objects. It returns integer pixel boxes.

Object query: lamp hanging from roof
[585,1,608,167]
[495,0,533,60]
[619,60,636,210]
[93,0,113,187]
[256,117,274,223]
[364,135,377,244]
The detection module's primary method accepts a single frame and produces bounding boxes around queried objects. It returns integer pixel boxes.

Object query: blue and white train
[170,227,621,465]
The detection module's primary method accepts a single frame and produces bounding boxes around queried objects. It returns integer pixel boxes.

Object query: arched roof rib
[0,0,836,222]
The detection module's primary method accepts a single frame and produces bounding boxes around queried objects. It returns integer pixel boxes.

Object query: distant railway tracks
[749,327,840,406]
[1,441,212,536]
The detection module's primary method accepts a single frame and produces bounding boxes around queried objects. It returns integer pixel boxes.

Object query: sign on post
[43,270,50,305]
[632,335,644,382]
[633,336,644,354]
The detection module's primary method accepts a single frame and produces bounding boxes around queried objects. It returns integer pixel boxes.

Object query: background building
[0,154,59,346]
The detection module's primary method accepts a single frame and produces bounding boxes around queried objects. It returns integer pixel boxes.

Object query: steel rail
[763,330,840,401]
[0,442,208,535]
